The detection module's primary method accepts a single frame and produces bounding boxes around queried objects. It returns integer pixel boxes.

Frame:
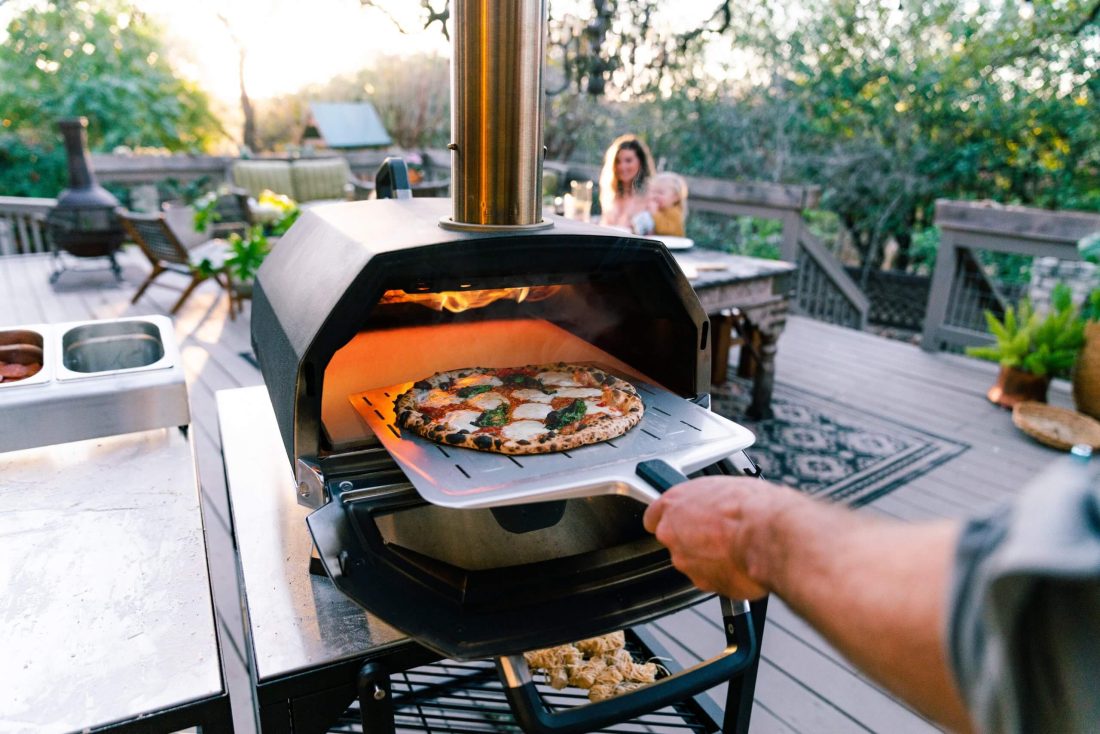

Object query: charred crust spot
[518,440,530,445]
[397,410,411,426]
[444,433,465,444]
[493,439,502,449]
[413,380,431,390]
[474,434,494,449]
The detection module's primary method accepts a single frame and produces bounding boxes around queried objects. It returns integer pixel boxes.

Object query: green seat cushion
[290,158,351,203]
[232,161,294,200]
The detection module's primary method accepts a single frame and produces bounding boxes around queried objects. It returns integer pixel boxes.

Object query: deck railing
[922,199,1100,351]
[3,153,872,331]
[559,163,869,330]
[0,196,55,256]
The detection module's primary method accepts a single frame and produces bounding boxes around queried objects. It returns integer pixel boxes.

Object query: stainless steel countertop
[0,427,222,733]
[216,387,408,684]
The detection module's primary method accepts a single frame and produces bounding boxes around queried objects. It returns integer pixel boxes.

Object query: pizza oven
[248,1,764,731]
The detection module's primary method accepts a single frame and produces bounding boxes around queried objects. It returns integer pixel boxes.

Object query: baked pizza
[393,362,645,455]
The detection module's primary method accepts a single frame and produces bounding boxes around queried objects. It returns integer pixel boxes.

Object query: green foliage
[540,0,1100,274]
[1081,289,1100,323]
[224,226,271,284]
[0,135,67,197]
[0,0,222,196]
[966,283,1086,377]
[907,227,940,276]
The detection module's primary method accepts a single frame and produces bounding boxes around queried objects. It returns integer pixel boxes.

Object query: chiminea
[45,117,125,283]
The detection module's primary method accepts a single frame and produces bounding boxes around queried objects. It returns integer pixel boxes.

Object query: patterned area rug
[712,380,969,507]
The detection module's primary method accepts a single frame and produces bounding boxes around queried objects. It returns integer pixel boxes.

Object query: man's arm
[642,476,973,733]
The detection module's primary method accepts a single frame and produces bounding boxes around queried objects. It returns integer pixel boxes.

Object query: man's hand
[644,474,972,733]
[642,476,802,600]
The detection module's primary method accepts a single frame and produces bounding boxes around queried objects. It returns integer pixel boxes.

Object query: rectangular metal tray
[349,373,755,509]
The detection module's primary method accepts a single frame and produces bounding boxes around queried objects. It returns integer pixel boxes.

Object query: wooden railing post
[921,225,959,351]
[924,199,1100,352]
[0,197,57,256]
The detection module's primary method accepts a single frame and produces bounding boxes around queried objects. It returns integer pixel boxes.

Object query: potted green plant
[967,283,1085,408]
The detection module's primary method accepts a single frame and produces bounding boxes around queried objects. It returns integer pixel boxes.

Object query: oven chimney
[441,0,551,232]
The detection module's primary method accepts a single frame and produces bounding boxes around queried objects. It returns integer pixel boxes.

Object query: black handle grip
[636,459,689,493]
[499,612,757,734]
[374,157,412,199]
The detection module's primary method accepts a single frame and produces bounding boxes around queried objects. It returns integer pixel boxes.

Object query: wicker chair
[118,211,232,315]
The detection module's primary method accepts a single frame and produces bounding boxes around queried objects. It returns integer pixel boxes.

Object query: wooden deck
[1,248,1071,733]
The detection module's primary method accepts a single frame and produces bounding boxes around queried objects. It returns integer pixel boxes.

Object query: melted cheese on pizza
[513,402,553,420]
[454,374,503,389]
[554,387,603,399]
[443,409,482,433]
[417,389,462,409]
[467,391,507,410]
[502,420,549,441]
[513,388,553,403]
[537,371,581,387]
[583,400,615,416]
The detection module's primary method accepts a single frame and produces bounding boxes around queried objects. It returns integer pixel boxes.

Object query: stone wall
[1029,256,1098,313]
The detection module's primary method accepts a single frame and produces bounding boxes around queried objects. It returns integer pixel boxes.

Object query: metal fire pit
[0,315,189,452]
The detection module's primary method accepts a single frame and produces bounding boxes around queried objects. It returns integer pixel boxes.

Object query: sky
[0,0,733,104]
[137,0,451,102]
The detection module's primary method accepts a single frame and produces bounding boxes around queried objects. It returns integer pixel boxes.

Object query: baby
[630,172,688,236]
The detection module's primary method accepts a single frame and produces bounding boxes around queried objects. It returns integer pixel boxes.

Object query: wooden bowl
[1012,401,1100,451]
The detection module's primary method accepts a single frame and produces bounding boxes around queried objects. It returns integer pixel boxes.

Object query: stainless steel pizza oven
[249,2,763,731]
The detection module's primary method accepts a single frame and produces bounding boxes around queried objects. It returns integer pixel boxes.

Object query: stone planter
[987,365,1050,408]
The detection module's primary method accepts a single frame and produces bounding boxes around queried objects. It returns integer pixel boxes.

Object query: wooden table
[673,249,796,419]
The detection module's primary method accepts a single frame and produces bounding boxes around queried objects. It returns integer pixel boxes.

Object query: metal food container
[0,315,189,453]
[58,319,169,379]
[0,326,51,389]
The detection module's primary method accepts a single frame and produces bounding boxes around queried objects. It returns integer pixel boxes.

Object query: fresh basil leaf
[545,399,586,430]
[457,384,492,398]
[475,403,508,427]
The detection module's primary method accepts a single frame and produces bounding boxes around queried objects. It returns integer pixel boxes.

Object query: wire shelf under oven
[328,639,720,734]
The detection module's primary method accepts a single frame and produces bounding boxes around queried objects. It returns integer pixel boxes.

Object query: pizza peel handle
[635,459,690,499]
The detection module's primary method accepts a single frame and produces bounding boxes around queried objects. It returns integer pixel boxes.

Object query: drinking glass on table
[567,180,593,222]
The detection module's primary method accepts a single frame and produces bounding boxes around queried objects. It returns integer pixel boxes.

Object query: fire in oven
[251,197,765,732]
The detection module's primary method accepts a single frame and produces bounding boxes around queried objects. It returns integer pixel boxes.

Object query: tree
[361,0,1100,271]
[217,12,258,153]
[0,0,223,156]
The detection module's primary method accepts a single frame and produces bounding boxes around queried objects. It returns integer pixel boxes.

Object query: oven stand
[331,615,768,734]
[357,661,396,734]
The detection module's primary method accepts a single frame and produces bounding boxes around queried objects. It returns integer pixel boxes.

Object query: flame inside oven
[380,286,562,313]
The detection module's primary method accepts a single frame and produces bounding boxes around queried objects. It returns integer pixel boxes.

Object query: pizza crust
[394,362,644,455]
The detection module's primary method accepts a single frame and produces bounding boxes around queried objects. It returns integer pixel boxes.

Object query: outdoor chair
[118,210,232,315]
[231,158,356,205]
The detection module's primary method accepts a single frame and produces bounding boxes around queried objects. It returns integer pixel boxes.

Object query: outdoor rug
[712,379,969,507]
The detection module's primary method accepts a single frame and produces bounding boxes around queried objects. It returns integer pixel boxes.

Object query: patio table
[0,427,229,733]
[673,249,796,419]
